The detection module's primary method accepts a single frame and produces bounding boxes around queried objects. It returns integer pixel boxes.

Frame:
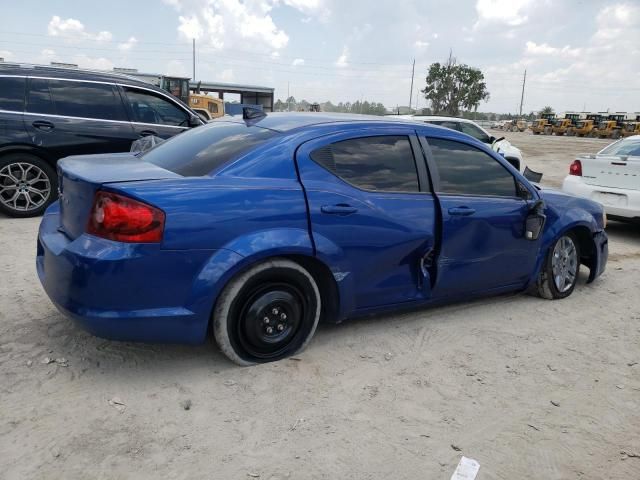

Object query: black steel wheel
[213,259,321,365]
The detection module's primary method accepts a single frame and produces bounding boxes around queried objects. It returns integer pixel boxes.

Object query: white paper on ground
[450,456,480,480]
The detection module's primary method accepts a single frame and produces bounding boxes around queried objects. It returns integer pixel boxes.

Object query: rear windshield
[143,122,279,176]
[599,138,640,157]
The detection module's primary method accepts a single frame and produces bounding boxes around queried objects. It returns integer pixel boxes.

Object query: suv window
[143,122,278,176]
[459,122,491,143]
[26,78,55,115]
[428,138,516,197]
[48,80,127,121]
[310,136,420,193]
[0,77,26,111]
[124,88,189,127]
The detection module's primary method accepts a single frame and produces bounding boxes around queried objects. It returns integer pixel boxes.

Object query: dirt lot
[1,132,639,480]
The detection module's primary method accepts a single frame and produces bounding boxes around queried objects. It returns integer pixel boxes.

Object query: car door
[0,76,29,147]
[120,86,191,140]
[24,78,135,159]
[296,129,437,312]
[422,136,539,297]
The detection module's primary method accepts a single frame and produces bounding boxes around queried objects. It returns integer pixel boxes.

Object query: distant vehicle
[573,114,604,137]
[621,115,640,138]
[189,93,224,121]
[530,113,555,135]
[553,113,585,136]
[0,64,204,217]
[37,112,608,365]
[408,115,524,171]
[593,114,627,139]
[562,135,640,222]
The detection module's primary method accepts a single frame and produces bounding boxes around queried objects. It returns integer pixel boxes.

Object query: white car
[398,115,524,171]
[562,135,640,222]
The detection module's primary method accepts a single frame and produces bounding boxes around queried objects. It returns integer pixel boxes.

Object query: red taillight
[87,191,165,243]
[569,160,582,176]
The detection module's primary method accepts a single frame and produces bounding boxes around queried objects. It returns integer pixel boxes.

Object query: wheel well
[283,254,341,324]
[0,147,54,167]
[570,226,596,271]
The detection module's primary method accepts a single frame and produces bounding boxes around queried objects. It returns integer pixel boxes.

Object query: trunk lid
[57,153,180,239]
[579,154,640,191]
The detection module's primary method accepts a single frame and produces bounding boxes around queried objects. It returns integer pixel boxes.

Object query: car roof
[0,63,157,89]
[411,115,477,124]
[219,112,431,133]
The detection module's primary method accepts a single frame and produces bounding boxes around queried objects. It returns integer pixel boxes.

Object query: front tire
[534,233,580,299]
[213,259,321,366]
[0,153,57,218]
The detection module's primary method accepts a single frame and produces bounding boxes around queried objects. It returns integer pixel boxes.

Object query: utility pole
[192,38,196,81]
[518,69,527,117]
[287,81,290,111]
[408,58,415,112]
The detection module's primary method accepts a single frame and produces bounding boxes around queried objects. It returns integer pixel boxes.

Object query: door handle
[448,206,476,216]
[140,129,158,137]
[32,120,54,131]
[320,204,358,215]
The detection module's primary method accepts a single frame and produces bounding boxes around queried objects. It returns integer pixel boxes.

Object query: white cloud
[73,54,114,70]
[414,40,429,48]
[335,46,349,67]
[432,33,439,39]
[166,59,189,77]
[47,15,112,42]
[219,68,234,81]
[594,3,639,41]
[525,41,581,57]
[292,58,305,66]
[117,36,138,52]
[474,0,533,27]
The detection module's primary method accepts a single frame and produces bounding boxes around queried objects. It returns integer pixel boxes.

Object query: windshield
[143,121,279,176]
[599,138,640,156]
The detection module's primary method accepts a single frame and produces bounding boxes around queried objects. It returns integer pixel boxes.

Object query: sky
[1,0,639,113]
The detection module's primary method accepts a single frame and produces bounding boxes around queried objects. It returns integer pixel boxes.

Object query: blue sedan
[37,112,608,365]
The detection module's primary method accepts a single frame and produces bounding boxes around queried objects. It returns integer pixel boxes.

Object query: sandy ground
[1,132,640,480]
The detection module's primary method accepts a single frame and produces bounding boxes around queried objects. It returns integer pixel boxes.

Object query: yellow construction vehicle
[572,114,604,137]
[593,114,625,139]
[516,119,528,132]
[621,115,640,137]
[553,113,584,136]
[530,113,555,135]
[189,94,224,121]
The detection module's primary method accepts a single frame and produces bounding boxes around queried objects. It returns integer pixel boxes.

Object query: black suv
[0,64,203,217]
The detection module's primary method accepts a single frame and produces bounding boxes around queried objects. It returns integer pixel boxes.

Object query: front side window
[310,135,420,193]
[459,122,491,143]
[428,138,516,197]
[48,80,127,121]
[0,77,26,111]
[125,88,189,126]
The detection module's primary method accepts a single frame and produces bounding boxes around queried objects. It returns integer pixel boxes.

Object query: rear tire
[213,259,321,366]
[0,153,57,218]
[533,233,580,300]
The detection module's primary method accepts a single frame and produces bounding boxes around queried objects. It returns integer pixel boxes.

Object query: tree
[539,106,554,115]
[274,99,285,112]
[421,52,489,116]
[285,96,297,111]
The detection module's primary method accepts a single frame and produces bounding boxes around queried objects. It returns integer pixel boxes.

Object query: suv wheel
[0,153,57,218]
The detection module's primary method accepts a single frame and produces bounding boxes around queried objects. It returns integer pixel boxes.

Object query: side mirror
[487,135,496,144]
[525,200,546,240]
[493,136,505,144]
[189,114,203,127]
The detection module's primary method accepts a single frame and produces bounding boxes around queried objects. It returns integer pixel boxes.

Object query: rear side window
[48,80,127,121]
[27,78,55,114]
[599,138,640,156]
[310,136,420,192]
[428,138,516,197]
[0,77,26,111]
[124,88,189,126]
[143,122,278,176]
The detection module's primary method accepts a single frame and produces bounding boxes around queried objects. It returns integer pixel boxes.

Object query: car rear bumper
[562,175,640,221]
[36,204,213,344]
